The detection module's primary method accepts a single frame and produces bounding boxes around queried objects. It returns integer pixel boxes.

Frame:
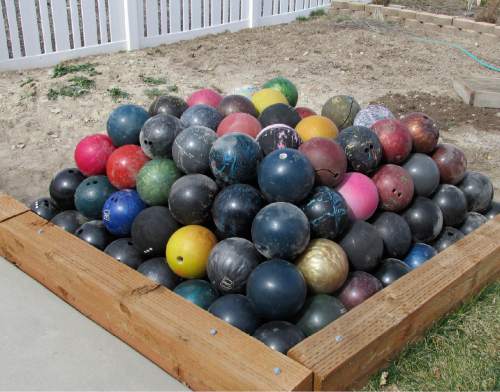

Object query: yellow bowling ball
[166,225,217,279]
[251,88,288,114]
[295,115,339,142]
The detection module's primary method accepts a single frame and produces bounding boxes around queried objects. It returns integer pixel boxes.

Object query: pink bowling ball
[74,134,116,176]
[336,172,379,220]
[217,112,262,138]
[187,88,223,108]
[295,107,317,119]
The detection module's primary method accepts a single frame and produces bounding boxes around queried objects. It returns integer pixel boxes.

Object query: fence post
[124,0,140,50]
[248,0,261,27]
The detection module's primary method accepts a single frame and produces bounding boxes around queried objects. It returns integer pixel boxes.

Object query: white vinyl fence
[0,0,330,71]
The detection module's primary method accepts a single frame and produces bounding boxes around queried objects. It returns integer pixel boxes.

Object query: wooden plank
[51,0,71,51]
[0,194,29,223]
[4,0,21,58]
[97,0,109,43]
[288,216,500,391]
[81,0,99,46]
[0,1,9,60]
[211,0,222,25]
[453,77,500,109]
[145,0,159,36]
[38,0,54,52]
[170,0,182,32]
[192,0,203,28]
[19,0,42,56]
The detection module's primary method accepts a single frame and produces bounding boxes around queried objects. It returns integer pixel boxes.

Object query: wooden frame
[0,193,499,391]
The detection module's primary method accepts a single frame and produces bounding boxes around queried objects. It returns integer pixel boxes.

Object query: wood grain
[453,77,500,108]
[0,193,29,222]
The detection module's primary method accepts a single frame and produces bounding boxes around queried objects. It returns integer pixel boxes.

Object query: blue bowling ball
[74,175,117,219]
[403,243,437,270]
[208,294,261,334]
[180,104,223,130]
[102,190,147,236]
[107,104,149,146]
[174,280,219,310]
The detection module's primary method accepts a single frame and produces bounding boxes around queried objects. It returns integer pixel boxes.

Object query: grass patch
[52,63,100,78]
[144,88,165,99]
[140,74,168,85]
[20,77,35,87]
[296,16,309,21]
[108,87,130,102]
[47,76,95,100]
[296,8,326,21]
[167,84,179,93]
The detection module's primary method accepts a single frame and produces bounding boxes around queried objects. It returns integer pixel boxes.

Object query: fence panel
[230,0,240,22]
[81,0,99,46]
[170,0,182,32]
[160,0,168,33]
[192,0,203,29]
[145,0,159,36]
[183,0,190,30]
[97,0,109,43]
[0,2,8,60]
[51,0,71,51]
[109,1,126,41]
[19,0,41,56]
[4,1,21,57]
[68,0,81,48]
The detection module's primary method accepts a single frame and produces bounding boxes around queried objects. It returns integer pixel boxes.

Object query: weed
[140,74,168,85]
[20,77,35,87]
[309,8,326,17]
[47,76,95,100]
[144,88,165,99]
[108,87,130,101]
[52,63,100,78]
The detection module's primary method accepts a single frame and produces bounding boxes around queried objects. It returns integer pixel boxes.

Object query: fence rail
[0,0,330,70]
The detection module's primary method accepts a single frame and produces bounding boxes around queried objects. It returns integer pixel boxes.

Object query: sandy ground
[0,13,499,204]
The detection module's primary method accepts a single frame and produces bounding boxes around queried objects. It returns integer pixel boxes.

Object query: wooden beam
[453,77,500,109]
[0,193,29,222]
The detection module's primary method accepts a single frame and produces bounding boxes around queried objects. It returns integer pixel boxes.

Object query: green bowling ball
[295,294,347,336]
[321,95,361,130]
[74,175,117,219]
[174,280,219,310]
[263,77,299,107]
[136,159,181,205]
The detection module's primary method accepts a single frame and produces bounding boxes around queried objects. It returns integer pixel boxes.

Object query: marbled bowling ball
[321,95,361,130]
[256,124,302,155]
[218,94,258,117]
[432,143,467,185]
[149,95,188,118]
[180,104,223,130]
[353,104,394,129]
[401,112,439,153]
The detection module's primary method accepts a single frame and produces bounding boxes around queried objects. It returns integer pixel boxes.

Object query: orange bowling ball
[295,115,339,142]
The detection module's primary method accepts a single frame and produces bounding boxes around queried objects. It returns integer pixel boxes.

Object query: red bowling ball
[335,172,379,221]
[372,164,414,212]
[371,119,412,164]
[401,112,439,153]
[187,88,223,108]
[338,271,383,310]
[106,145,150,189]
[295,107,317,119]
[74,134,116,176]
[432,143,467,185]
[217,112,262,138]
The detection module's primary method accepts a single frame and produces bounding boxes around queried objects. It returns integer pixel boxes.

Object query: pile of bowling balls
[31,76,499,355]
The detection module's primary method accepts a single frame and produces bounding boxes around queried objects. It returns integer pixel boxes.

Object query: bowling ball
[174,280,219,309]
[403,243,437,270]
[75,220,111,250]
[208,294,261,334]
[298,138,347,187]
[335,172,379,221]
[172,126,217,174]
[168,174,218,225]
[216,112,262,138]
[218,95,258,117]
[212,184,265,238]
[187,88,223,108]
[251,88,288,114]
[301,187,349,240]
[30,197,59,220]
[295,115,339,142]
[371,119,413,164]
[137,257,181,289]
[207,238,263,293]
[256,124,302,155]
[262,77,298,107]
[104,238,144,269]
[432,227,464,252]
[136,159,181,205]
[339,221,384,271]
[258,148,314,203]
[458,171,494,213]
[251,202,310,260]
[403,153,440,197]
[295,238,349,293]
[296,107,316,119]
[431,184,468,227]
[107,104,149,146]
[403,197,443,243]
[139,114,184,159]
[295,294,347,336]
[102,190,146,237]
[232,85,259,99]
[180,104,223,130]
[49,168,85,210]
[74,175,117,219]
[374,258,410,287]
[459,212,488,235]
[372,164,414,212]
[51,210,88,234]
[131,206,179,256]
[106,145,150,189]
[74,134,116,176]
[354,105,395,129]
[247,259,307,320]
[148,95,188,118]
[337,126,382,174]
[321,95,361,131]
[338,271,383,310]
[372,212,412,259]
[432,143,467,185]
[166,225,217,279]
[253,321,305,354]
[259,103,301,128]
[485,201,500,220]
[401,112,439,153]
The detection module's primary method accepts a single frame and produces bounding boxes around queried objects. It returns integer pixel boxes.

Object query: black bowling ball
[51,210,88,234]
[459,212,488,235]
[30,197,59,220]
[258,103,301,128]
[148,95,188,118]
[432,227,465,252]
[403,197,443,243]
[337,126,382,174]
[180,104,223,130]
[431,184,468,227]
[49,168,85,210]
[485,201,500,220]
[172,126,217,174]
[374,258,411,287]
[139,113,184,159]
[104,238,144,269]
[403,153,440,197]
[75,220,111,250]
[137,257,181,289]
[339,221,384,271]
[371,212,412,259]
[253,321,305,354]
[208,294,261,334]
[458,171,494,213]
[295,294,347,337]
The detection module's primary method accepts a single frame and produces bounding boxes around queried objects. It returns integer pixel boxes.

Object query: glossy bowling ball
[259,103,301,128]
[180,104,223,130]
[75,220,111,250]
[166,225,217,279]
[403,197,443,243]
[256,124,302,155]
[301,187,349,240]
[372,164,414,212]
[216,112,262,138]
[211,184,265,238]
[262,77,298,107]
[139,113,184,158]
[339,221,384,271]
[401,112,439,153]
[246,259,307,320]
[335,172,379,221]
[295,107,316,119]
[295,239,349,293]
[432,143,467,185]
[402,243,437,270]
[74,134,116,176]
[208,294,261,334]
[168,174,218,225]
[459,212,488,235]
[149,95,188,118]
[51,210,88,234]
[337,126,382,174]
[485,201,500,220]
[131,206,179,257]
[338,271,383,310]
[174,280,219,309]
[217,95,258,117]
[209,133,262,185]
[49,168,85,210]
[30,197,59,220]
[371,119,413,164]
[207,238,263,293]
[432,227,464,252]
[74,175,117,219]
[258,148,314,203]
[104,238,144,269]
[253,321,305,354]
[137,257,181,289]
[321,95,361,131]
[106,145,150,189]
[295,115,339,142]
[431,184,468,227]
[402,153,440,197]
[353,105,394,129]
[372,212,412,259]
[172,126,217,174]
[107,104,149,146]
[295,294,347,336]
[251,88,288,114]
[136,159,181,205]
[102,190,146,237]
[187,88,223,108]
[458,171,494,213]
[374,258,410,287]
[252,202,310,259]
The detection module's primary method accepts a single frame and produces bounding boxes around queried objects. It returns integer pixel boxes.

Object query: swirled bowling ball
[49,168,85,210]
[353,105,394,129]
[259,103,301,128]
[149,95,188,118]
[74,134,116,176]
[209,294,261,334]
[107,104,149,146]
[372,164,414,212]
[139,114,184,158]
[402,153,440,197]
[374,258,410,287]
[174,280,219,309]
[339,221,384,271]
[432,143,467,185]
[187,88,223,108]
[432,227,464,252]
[337,126,382,174]
[295,294,347,336]
[371,119,412,164]
[30,197,59,220]
[402,243,437,270]
[403,197,443,243]
[251,88,288,114]
[401,112,439,153]
[295,115,339,142]
[102,190,146,237]
[338,271,383,310]
[75,220,111,250]
[335,172,379,221]
[460,212,488,235]
[74,176,117,219]
[256,124,302,155]
[458,171,494,213]
[104,238,144,269]
[180,104,223,130]
[216,113,262,138]
[253,321,305,354]
[51,210,88,234]
[485,201,500,220]
[295,106,316,119]
[106,145,150,189]
[217,95,258,117]
[372,212,412,259]
[137,257,181,289]
[136,159,181,205]
[172,126,217,174]
[321,95,360,131]
[262,77,298,107]
[431,184,467,227]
